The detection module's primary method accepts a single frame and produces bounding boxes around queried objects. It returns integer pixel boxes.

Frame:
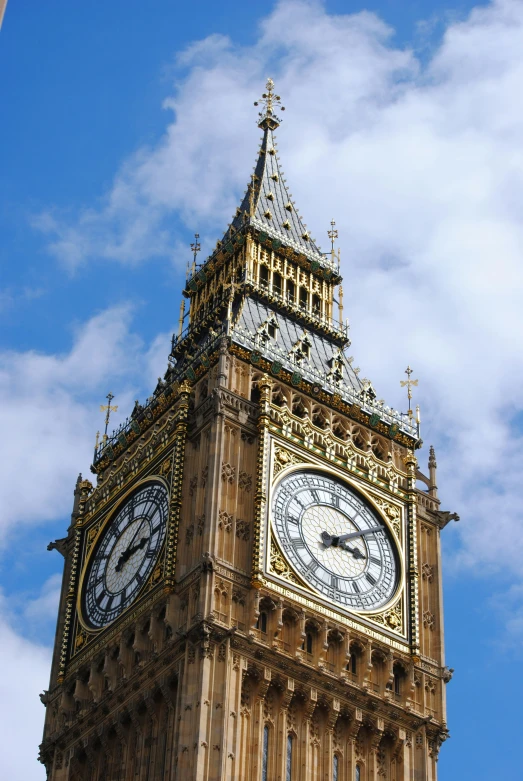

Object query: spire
[224,79,327,264]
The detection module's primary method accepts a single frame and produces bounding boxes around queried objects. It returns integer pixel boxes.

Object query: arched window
[259,265,269,289]
[312,293,321,315]
[306,631,313,655]
[349,651,357,675]
[286,734,293,781]
[256,611,268,635]
[262,725,269,781]
[299,287,308,309]
[273,272,282,296]
[287,280,295,303]
[394,668,402,697]
[355,764,361,781]
[333,754,339,781]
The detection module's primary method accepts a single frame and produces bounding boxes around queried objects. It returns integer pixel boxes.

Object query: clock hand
[115,535,149,572]
[338,541,366,560]
[321,527,383,547]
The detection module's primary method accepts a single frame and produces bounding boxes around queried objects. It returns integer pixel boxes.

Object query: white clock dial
[82,481,169,629]
[272,470,399,612]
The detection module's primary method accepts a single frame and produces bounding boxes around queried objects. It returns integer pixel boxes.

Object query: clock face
[82,481,169,629]
[272,470,399,612]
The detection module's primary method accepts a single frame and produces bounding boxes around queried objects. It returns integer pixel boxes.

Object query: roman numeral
[366,573,377,586]
[370,556,381,566]
[352,581,360,594]
[310,489,320,503]
[287,516,299,526]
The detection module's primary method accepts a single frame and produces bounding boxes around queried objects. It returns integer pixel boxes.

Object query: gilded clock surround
[265,460,406,633]
[40,81,455,781]
[76,476,170,633]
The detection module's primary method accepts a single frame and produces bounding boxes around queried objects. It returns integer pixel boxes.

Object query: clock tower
[40,80,455,781]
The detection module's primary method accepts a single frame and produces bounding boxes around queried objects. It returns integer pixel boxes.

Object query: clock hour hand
[338,541,366,560]
[115,536,149,572]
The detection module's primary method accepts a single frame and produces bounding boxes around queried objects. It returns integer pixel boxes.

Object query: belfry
[40,79,455,781]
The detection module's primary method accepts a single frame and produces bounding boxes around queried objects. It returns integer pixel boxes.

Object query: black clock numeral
[352,581,361,594]
[365,573,377,586]
[287,516,300,526]
[370,555,381,566]
[291,539,305,551]
[310,489,320,503]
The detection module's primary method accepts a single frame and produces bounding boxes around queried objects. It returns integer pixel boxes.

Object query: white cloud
[23,573,62,627]
[0,594,49,780]
[31,2,523,592]
[0,305,170,545]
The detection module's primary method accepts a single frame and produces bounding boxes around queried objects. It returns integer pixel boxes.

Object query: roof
[231,296,364,393]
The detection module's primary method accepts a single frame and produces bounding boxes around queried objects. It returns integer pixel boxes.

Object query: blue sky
[1,1,522,778]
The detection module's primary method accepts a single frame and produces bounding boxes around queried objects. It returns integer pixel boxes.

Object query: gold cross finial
[100,392,118,444]
[254,78,285,129]
[400,366,418,417]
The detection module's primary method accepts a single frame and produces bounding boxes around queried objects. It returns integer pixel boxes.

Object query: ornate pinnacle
[400,366,418,418]
[328,219,338,252]
[100,392,118,444]
[254,78,285,130]
[190,233,201,273]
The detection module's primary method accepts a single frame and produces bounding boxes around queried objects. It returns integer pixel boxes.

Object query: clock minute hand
[337,526,383,543]
[321,527,383,547]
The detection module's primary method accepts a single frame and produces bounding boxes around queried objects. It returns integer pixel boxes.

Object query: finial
[254,78,285,130]
[328,219,338,253]
[428,445,437,497]
[190,233,200,273]
[100,392,118,445]
[178,298,185,337]
[94,431,100,458]
[400,366,418,418]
